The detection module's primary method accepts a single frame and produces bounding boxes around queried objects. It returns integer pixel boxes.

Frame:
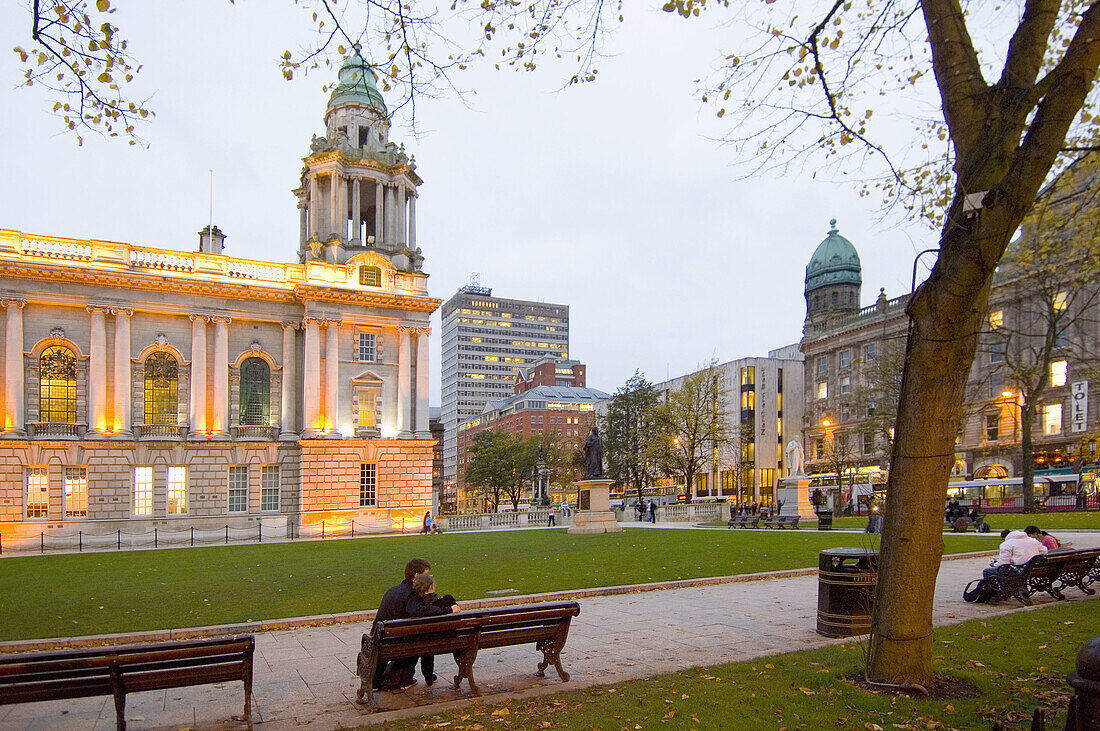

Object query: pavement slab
[3,530,1098,730]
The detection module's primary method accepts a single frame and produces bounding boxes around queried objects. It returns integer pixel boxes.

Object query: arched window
[40,345,77,423]
[144,352,179,424]
[239,357,271,426]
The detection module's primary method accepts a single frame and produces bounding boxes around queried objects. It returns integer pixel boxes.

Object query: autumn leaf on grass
[798,687,816,695]
[865,724,883,731]
[491,708,510,717]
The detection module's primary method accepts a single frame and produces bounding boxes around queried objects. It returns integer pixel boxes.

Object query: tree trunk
[867,228,997,684]
[1021,400,1036,512]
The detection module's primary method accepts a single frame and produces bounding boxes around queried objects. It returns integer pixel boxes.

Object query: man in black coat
[372,557,432,691]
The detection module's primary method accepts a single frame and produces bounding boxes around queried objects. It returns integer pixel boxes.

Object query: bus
[946,473,1097,512]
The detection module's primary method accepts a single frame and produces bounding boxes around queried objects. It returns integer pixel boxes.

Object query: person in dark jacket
[372,557,431,691]
[405,573,461,686]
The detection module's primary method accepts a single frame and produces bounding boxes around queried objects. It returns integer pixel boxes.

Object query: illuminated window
[1044,403,1063,435]
[485,356,499,361]
[228,465,249,513]
[133,466,153,516]
[167,466,187,514]
[261,466,280,511]
[239,358,271,426]
[359,266,381,287]
[360,463,377,507]
[1054,291,1068,311]
[64,467,87,518]
[356,332,376,362]
[39,345,77,423]
[984,413,1000,442]
[358,392,376,427]
[817,381,828,400]
[1051,360,1068,387]
[144,352,179,425]
[989,310,1003,329]
[741,366,755,386]
[25,467,48,519]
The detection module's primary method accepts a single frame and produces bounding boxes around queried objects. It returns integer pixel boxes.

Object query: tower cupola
[295,43,423,269]
[804,219,862,321]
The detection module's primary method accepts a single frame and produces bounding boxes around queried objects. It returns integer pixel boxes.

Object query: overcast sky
[0,1,945,403]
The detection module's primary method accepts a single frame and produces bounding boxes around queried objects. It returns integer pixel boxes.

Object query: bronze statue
[583,426,604,479]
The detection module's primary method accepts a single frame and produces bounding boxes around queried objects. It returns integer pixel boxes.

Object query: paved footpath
[3,531,1098,730]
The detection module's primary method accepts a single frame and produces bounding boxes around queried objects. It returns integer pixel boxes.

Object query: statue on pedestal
[785,435,807,478]
[583,426,604,479]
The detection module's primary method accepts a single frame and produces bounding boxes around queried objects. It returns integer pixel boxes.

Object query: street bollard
[1066,634,1100,731]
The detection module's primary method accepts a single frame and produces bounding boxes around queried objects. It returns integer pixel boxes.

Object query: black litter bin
[817,548,878,638]
[817,510,833,530]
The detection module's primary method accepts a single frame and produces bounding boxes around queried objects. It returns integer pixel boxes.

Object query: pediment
[351,369,384,385]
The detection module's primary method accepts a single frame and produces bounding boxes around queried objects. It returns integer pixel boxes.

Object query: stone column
[351,178,361,244]
[397,326,412,438]
[324,320,341,436]
[329,172,338,239]
[111,308,133,436]
[374,180,384,245]
[309,175,320,238]
[408,192,416,249]
[397,185,407,246]
[188,315,207,436]
[280,321,298,440]
[210,315,231,439]
[415,327,430,437]
[384,184,395,249]
[87,306,108,435]
[302,318,321,437]
[336,174,347,241]
[299,203,308,247]
[2,299,26,436]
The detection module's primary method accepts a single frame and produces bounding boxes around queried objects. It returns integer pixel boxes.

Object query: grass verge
[380,598,1097,730]
[0,528,984,642]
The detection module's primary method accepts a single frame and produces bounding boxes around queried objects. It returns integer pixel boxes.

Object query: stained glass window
[40,346,77,423]
[144,352,179,424]
[239,358,271,426]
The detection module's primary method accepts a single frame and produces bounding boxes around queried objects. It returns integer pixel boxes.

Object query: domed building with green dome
[804,219,862,324]
[294,43,423,270]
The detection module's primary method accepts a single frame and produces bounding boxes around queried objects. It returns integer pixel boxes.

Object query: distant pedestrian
[729,502,736,522]
[547,506,556,527]
[647,500,656,523]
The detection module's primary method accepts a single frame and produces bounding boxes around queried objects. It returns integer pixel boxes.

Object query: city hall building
[0,46,440,545]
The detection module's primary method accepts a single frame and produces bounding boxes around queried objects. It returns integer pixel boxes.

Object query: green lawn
[381,598,1098,730]
[0,528,987,642]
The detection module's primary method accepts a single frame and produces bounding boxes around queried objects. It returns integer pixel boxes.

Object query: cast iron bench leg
[535,626,571,682]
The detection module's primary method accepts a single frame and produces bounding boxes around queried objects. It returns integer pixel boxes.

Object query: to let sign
[1071,381,1088,433]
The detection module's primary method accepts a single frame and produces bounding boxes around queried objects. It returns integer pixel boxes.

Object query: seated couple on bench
[372,558,460,692]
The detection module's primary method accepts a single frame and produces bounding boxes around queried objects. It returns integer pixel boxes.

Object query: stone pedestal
[777,476,815,518]
[567,479,622,534]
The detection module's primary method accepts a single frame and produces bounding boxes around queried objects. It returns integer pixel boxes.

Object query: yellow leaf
[865,724,882,731]
[96,0,109,10]
[490,708,509,717]
[765,663,774,669]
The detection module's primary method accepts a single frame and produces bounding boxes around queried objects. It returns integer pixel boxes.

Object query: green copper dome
[805,219,862,293]
[327,44,387,115]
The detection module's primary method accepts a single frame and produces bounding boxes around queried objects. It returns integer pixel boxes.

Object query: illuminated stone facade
[0,48,440,543]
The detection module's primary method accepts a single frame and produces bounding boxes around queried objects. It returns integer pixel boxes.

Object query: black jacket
[373,579,415,630]
[406,592,457,618]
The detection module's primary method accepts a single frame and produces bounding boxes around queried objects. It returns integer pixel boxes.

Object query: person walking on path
[547,506,556,527]
[372,558,432,691]
[647,500,656,523]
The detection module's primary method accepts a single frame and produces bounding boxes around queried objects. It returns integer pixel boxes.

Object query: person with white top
[982,528,1047,578]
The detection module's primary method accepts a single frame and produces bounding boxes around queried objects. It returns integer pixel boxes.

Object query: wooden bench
[0,635,254,731]
[764,514,800,529]
[355,601,580,711]
[983,549,1100,605]
[727,515,760,528]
